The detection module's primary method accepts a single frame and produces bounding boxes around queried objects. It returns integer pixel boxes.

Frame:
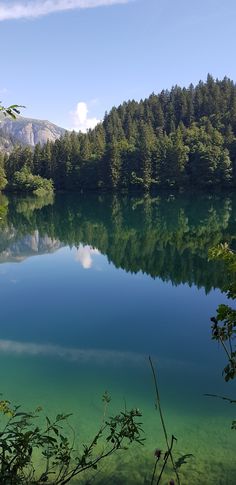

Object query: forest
[1,75,236,192]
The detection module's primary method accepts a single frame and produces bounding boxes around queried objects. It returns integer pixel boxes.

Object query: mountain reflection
[0,230,61,263]
[0,192,235,292]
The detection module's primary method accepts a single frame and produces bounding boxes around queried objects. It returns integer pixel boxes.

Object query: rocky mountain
[0,115,66,152]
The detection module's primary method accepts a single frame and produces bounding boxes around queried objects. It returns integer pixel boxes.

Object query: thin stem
[157,454,169,485]
[151,459,158,485]
[156,435,175,485]
[149,356,180,485]
[219,335,232,362]
[204,394,236,404]
[228,334,233,356]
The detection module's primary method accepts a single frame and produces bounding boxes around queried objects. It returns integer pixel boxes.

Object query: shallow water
[0,192,235,484]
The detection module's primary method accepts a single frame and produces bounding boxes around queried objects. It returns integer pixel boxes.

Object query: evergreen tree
[108,139,122,189]
[137,123,156,190]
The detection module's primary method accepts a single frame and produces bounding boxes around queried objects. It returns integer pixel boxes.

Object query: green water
[0,192,235,484]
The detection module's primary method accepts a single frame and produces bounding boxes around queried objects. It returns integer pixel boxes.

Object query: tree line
[1,75,236,192]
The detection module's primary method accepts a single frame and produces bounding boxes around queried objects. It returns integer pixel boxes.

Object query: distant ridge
[0,115,66,152]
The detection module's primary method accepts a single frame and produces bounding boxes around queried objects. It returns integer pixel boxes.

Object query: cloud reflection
[75,245,100,269]
[0,339,144,366]
[0,339,198,372]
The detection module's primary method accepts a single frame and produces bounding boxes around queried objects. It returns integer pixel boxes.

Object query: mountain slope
[0,115,65,151]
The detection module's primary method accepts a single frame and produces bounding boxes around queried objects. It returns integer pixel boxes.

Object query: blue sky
[0,0,236,131]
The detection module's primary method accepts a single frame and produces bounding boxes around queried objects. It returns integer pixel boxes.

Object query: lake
[0,191,235,484]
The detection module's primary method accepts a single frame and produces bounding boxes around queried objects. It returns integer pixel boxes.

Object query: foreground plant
[207,243,236,429]
[209,244,236,382]
[0,103,24,119]
[0,393,144,484]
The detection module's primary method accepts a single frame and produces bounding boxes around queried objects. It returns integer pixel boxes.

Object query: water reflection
[0,231,61,263]
[0,338,200,373]
[0,192,235,292]
[75,245,100,269]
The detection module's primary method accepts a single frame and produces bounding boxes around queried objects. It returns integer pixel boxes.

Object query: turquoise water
[0,192,235,484]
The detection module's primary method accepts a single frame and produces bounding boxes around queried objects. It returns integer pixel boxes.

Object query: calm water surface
[0,192,235,484]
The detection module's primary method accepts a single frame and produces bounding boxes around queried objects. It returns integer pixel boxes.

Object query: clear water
[0,192,235,484]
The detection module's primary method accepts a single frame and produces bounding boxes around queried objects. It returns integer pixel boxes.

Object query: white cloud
[71,102,100,133]
[75,244,100,269]
[0,0,131,21]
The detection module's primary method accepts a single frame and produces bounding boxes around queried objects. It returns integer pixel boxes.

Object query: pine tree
[109,139,122,189]
[138,123,156,190]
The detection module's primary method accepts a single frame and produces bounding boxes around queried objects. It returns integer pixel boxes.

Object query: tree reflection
[1,192,235,292]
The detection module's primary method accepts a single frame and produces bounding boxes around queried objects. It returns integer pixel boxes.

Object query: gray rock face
[0,115,66,151]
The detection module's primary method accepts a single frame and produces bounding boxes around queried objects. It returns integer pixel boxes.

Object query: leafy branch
[0,394,144,484]
[0,103,25,119]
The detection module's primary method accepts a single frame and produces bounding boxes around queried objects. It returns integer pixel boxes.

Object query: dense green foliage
[3,75,236,192]
[11,166,54,197]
